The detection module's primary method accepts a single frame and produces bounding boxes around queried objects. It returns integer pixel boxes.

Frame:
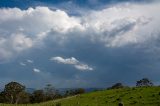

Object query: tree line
[0,82,85,104]
[107,78,153,90]
[0,78,154,104]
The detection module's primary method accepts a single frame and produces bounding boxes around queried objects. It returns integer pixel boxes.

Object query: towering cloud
[0,7,83,62]
[0,1,160,88]
[0,2,160,63]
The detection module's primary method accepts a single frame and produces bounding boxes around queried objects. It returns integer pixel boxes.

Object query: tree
[64,90,70,96]
[0,91,6,103]
[136,78,153,87]
[16,92,30,104]
[64,89,75,96]
[31,90,45,103]
[64,88,85,96]
[4,82,25,104]
[44,84,56,100]
[108,83,124,89]
[74,88,85,94]
[54,90,62,99]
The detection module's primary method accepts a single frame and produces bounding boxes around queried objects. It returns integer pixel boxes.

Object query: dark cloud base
[0,0,152,9]
[1,34,160,88]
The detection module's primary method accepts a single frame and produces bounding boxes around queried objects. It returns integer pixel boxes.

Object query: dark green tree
[136,78,153,87]
[31,90,45,103]
[108,83,124,89]
[44,84,56,100]
[54,90,62,99]
[64,89,75,96]
[74,88,85,94]
[0,91,6,103]
[4,82,25,104]
[65,88,85,96]
[16,92,30,104]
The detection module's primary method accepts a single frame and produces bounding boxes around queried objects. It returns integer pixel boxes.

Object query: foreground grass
[1,86,160,106]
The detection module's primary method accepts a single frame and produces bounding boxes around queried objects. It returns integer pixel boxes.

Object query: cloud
[81,3,160,47]
[27,59,33,63]
[75,64,93,71]
[50,57,78,64]
[0,33,33,63]
[20,62,26,66]
[1,1,160,88]
[11,33,33,52]
[0,6,83,63]
[0,2,159,63]
[33,68,41,73]
[19,59,33,67]
[51,56,93,71]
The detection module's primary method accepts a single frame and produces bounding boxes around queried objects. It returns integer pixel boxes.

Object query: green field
[1,86,160,106]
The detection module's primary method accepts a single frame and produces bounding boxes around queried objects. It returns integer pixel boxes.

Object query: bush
[129,96,133,99]
[108,83,124,89]
[116,98,121,101]
[118,102,124,106]
[56,102,61,106]
[132,100,137,104]
[152,94,155,97]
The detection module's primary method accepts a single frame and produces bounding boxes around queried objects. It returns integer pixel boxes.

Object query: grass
[1,86,160,106]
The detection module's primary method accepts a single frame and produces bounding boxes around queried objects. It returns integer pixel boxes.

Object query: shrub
[56,102,61,106]
[118,102,124,106]
[108,83,124,89]
[139,96,142,98]
[132,100,137,104]
[116,98,121,101]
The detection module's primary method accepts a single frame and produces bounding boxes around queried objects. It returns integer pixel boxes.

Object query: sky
[0,0,160,89]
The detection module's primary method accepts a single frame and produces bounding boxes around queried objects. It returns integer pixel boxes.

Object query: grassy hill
[1,86,160,106]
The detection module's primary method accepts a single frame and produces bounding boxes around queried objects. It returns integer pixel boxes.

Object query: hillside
[1,86,160,106]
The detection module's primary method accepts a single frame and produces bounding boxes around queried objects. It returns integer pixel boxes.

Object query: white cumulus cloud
[50,57,78,64]
[75,64,93,71]
[82,3,160,47]
[50,56,93,71]
[20,62,26,66]
[0,2,160,63]
[27,59,33,63]
[33,68,41,73]
[11,33,33,52]
[0,7,82,63]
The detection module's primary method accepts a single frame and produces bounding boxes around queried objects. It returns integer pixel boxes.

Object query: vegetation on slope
[0,86,160,106]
